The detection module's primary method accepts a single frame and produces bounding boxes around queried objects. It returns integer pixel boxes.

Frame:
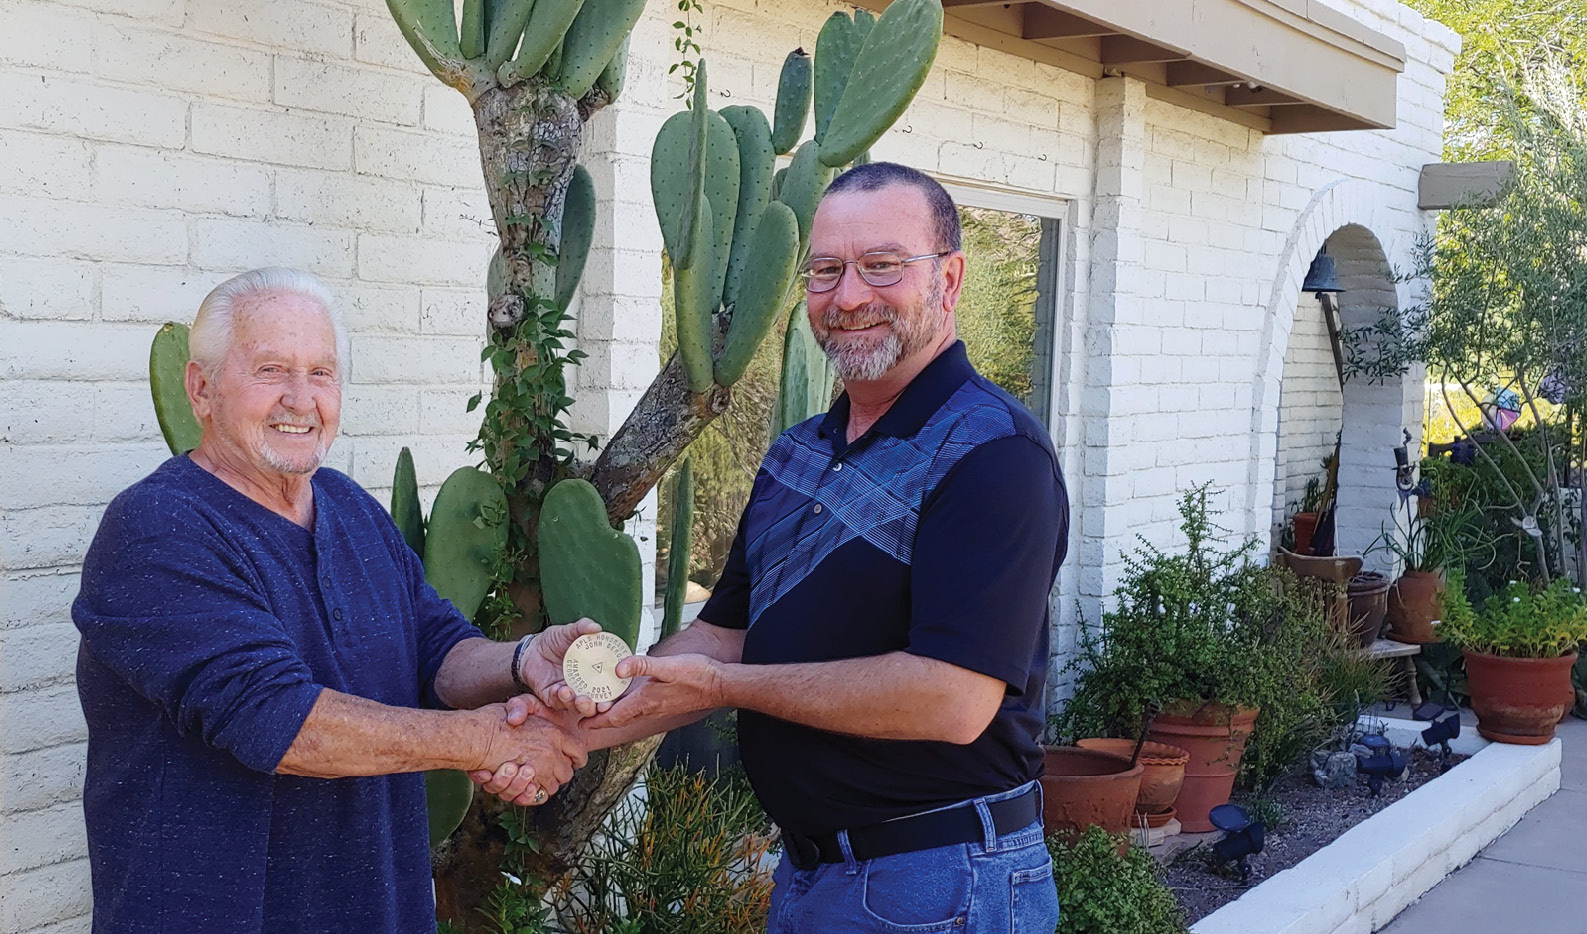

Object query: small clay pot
[1464,650,1577,745]
[1291,512,1321,555]
[1038,747,1143,845]
[1387,571,1444,643]
[1347,572,1391,646]
[1074,738,1189,814]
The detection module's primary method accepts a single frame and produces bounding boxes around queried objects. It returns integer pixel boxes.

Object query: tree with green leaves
[1343,64,1586,586]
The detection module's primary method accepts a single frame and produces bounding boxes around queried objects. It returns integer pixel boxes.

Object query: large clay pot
[1387,571,1444,643]
[1291,512,1321,555]
[1075,738,1189,815]
[1038,747,1143,843]
[1146,701,1258,832]
[1464,650,1576,745]
[1347,572,1391,646]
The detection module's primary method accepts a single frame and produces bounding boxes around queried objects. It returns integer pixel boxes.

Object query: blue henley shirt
[72,456,483,934]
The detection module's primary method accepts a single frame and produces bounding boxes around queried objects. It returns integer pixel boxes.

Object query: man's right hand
[469,695,587,806]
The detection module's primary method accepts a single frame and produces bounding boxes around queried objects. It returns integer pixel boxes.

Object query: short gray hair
[190,268,351,377]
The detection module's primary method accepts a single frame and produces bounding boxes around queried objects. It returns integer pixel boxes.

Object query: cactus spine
[661,458,694,641]
[538,478,643,650]
[150,322,203,456]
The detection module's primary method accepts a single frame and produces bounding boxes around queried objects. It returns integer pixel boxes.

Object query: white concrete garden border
[1190,718,1562,934]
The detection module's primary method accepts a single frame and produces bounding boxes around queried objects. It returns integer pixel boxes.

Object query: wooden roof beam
[1099,35,1188,65]
[1224,86,1306,107]
[941,0,1020,9]
[1022,6,1115,39]
[1165,61,1245,88]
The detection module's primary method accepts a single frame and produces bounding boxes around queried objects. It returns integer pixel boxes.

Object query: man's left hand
[517,619,613,717]
[582,654,725,731]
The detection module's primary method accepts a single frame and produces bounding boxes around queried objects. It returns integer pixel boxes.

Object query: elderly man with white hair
[72,268,592,934]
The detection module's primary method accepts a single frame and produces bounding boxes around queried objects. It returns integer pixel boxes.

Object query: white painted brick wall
[0,0,1455,928]
[1276,293,1345,518]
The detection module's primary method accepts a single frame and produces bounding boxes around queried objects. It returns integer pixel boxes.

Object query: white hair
[190,267,352,377]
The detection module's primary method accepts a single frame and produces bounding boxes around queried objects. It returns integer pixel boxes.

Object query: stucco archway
[1247,180,1424,568]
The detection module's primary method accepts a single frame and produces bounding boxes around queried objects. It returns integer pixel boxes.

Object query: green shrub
[1440,575,1587,659]
[1049,827,1186,934]
[1054,486,1336,790]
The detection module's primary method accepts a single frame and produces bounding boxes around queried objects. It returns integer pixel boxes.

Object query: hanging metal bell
[1301,247,1344,293]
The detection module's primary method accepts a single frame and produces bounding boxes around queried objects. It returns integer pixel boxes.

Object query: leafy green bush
[1049,827,1186,934]
[1054,486,1335,790]
[1440,575,1587,658]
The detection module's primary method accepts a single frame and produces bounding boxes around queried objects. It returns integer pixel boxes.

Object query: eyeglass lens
[803,252,907,293]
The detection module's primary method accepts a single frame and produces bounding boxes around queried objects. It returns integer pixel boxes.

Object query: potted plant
[1289,476,1325,556]
[1439,576,1587,744]
[1055,486,1331,831]
[1373,481,1490,644]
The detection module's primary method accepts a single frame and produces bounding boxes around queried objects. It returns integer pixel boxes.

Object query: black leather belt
[781,785,1040,871]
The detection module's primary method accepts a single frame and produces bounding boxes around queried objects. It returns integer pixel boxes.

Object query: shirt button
[812,503,823,515]
[832,463,842,472]
[333,608,345,621]
[321,575,332,586]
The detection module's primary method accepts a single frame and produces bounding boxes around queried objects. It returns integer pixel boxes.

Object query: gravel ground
[1164,747,1467,924]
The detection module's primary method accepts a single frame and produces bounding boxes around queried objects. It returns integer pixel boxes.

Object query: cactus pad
[775,139,834,242]
[662,459,695,640]
[715,201,799,387]
[422,467,508,622]
[500,0,588,85]
[775,303,835,435]
[813,13,860,144]
[700,109,741,319]
[390,447,426,560]
[150,322,203,456]
[596,34,630,100]
[771,49,812,156]
[557,0,647,99]
[818,0,943,168]
[673,196,718,393]
[650,62,711,270]
[425,769,474,847]
[720,104,775,309]
[539,478,643,650]
[556,164,596,312]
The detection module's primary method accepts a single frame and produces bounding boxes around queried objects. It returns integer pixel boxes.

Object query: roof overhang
[858,0,1406,134]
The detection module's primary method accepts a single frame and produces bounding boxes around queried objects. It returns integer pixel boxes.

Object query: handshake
[462,620,724,808]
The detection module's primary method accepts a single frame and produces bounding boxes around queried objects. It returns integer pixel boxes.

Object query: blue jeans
[767,782,1060,933]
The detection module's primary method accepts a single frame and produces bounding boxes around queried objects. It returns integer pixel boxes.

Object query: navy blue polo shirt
[700,342,1068,837]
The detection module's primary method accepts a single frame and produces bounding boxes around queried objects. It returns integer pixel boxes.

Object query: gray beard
[814,283,943,383]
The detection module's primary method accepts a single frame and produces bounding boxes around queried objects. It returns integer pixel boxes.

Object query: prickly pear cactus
[819,0,944,168]
[538,478,644,650]
[150,323,203,456]
[775,303,835,436]
[771,49,812,156]
[661,458,695,641]
[422,467,509,621]
[390,447,426,559]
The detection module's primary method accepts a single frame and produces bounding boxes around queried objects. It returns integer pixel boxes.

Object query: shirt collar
[818,341,975,441]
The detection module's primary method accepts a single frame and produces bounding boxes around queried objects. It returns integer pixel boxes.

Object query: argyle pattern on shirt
[745,383,1019,627]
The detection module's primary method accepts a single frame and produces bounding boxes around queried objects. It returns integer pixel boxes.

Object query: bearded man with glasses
[539,162,1068,932]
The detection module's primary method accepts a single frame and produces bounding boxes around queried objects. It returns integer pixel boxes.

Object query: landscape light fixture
[1355,733,1407,796]
[1208,804,1266,884]
[1421,713,1461,773]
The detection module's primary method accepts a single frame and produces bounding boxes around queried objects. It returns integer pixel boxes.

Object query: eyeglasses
[801,250,952,293]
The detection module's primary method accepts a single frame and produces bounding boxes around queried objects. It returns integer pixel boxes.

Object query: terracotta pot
[1347,572,1392,646]
[1074,738,1189,814]
[1291,512,1321,555]
[1038,747,1143,844]
[1387,571,1444,643]
[1146,701,1259,832]
[1463,650,1576,745]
